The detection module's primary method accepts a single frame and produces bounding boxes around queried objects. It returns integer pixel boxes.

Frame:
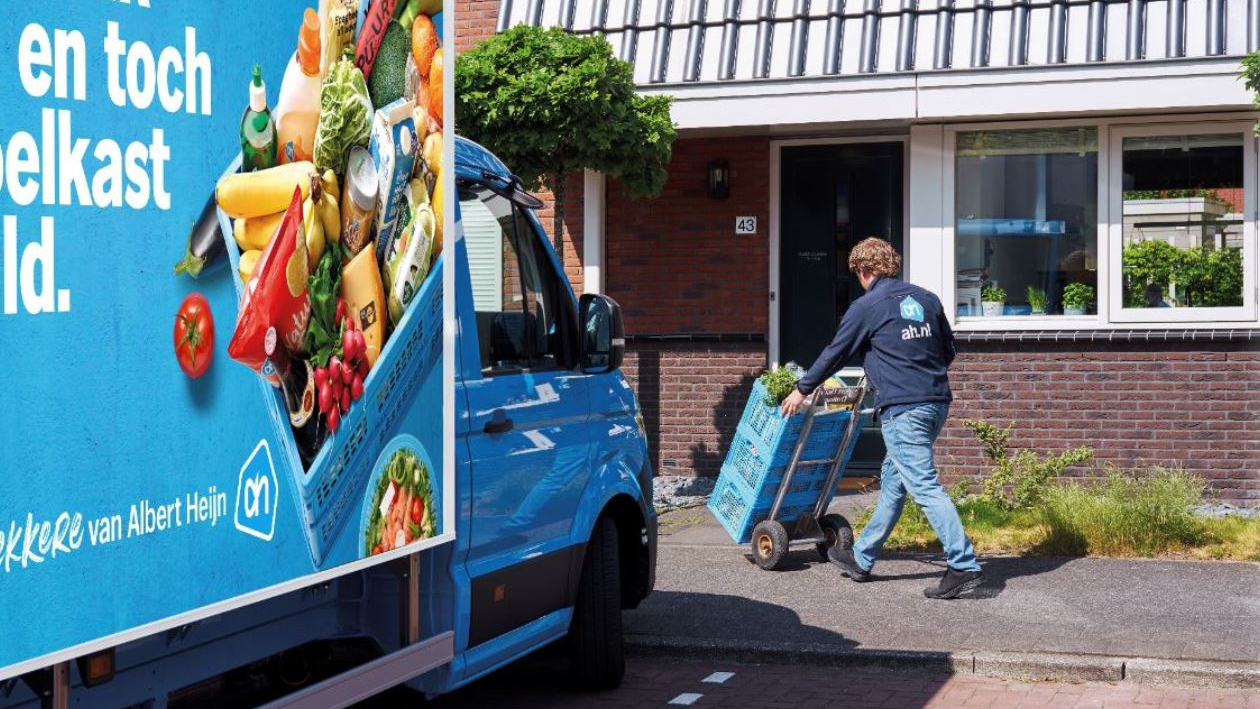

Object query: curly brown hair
[848,237,902,277]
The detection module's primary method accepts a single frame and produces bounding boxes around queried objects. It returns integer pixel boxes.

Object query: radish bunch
[313,297,369,434]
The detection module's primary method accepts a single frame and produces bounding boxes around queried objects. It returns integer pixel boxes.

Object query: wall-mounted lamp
[706,160,730,200]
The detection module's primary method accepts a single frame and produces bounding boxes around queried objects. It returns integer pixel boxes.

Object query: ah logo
[234,439,279,542]
[900,296,925,322]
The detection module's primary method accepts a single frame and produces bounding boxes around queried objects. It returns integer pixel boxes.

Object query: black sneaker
[827,547,871,582]
[924,568,985,599]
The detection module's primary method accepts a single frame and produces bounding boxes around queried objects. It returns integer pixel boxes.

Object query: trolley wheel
[816,514,855,562]
[751,520,789,571]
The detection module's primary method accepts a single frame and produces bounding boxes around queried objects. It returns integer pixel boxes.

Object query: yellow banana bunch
[321,169,339,200]
[303,175,326,271]
[217,161,317,219]
[239,249,261,282]
[233,212,285,252]
[319,169,341,245]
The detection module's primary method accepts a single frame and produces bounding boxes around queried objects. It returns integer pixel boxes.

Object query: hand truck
[750,370,872,571]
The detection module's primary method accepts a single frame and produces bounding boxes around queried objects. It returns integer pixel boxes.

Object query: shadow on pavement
[359,643,962,709]
[969,555,1074,599]
[730,546,1074,600]
[628,591,962,679]
[354,591,973,708]
[366,592,960,709]
[740,548,826,572]
[861,553,1073,599]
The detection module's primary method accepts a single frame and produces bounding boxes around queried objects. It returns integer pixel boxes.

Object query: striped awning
[494,0,1259,85]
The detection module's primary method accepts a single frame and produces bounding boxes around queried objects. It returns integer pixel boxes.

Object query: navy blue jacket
[797,277,955,411]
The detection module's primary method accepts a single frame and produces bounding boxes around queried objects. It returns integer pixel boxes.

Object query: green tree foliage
[1241,51,1260,106]
[1121,240,1243,308]
[455,26,676,248]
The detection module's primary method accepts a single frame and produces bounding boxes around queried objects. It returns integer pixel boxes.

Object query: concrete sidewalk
[626,494,1260,687]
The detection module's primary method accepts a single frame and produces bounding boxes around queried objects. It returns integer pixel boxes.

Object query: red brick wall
[621,342,768,478]
[1215,187,1244,213]
[531,174,587,294]
[939,342,1260,505]
[606,137,770,335]
[601,137,773,480]
[622,339,1258,505]
[455,0,499,52]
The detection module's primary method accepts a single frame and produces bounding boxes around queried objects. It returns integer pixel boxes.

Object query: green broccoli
[369,21,410,109]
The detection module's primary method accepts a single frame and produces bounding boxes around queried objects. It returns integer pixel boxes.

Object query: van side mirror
[579,293,626,373]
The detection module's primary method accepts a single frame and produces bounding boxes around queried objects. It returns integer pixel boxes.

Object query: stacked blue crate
[709,379,865,544]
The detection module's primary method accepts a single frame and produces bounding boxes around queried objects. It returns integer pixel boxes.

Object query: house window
[954,128,1099,319]
[1115,132,1249,320]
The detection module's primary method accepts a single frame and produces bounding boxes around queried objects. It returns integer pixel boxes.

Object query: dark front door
[779,142,904,472]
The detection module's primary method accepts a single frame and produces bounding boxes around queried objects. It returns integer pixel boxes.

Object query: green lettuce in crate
[314,58,373,174]
[759,368,800,406]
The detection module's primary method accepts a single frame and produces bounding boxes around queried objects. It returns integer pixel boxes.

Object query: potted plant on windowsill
[1062,282,1094,316]
[981,285,1006,317]
[1026,286,1047,315]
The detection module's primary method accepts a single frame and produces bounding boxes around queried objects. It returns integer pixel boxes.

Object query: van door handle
[484,416,514,434]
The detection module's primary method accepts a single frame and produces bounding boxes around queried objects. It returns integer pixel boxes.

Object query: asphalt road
[358,648,1260,708]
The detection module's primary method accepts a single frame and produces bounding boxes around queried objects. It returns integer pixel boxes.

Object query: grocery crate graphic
[217,158,444,568]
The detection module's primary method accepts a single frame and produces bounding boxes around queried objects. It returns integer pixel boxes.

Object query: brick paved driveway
[362,652,1260,708]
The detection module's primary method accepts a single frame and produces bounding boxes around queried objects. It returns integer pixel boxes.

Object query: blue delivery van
[0,140,654,706]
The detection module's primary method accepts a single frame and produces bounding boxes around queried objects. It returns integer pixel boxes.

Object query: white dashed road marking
[702,672,735,684]
[668,693,704,706]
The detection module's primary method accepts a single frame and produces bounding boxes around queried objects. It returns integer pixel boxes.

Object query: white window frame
[943,112,1260,331]
[943,117,1111,331]
[1107,120,1258,324]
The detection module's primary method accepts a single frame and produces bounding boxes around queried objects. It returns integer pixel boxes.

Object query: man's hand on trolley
[780,389,807,418]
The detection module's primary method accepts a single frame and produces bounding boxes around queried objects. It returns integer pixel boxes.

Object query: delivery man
[780,237,984,599]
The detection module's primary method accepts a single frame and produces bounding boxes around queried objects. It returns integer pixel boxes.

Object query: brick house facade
[456,1,1260,505]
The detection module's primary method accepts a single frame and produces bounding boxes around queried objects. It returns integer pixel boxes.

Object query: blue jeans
[853,403,981,573]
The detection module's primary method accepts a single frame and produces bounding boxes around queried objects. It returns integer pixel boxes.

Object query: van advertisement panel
[0,0,450,677]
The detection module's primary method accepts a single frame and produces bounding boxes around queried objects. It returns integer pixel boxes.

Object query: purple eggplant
[174,194,226,278]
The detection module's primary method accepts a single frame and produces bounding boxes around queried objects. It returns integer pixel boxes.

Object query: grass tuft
[1036,469,1206,556]
[852,468,1260,561]
[854,497,1045,555]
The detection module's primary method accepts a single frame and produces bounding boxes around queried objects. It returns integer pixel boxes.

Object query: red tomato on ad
[174,293,214,378]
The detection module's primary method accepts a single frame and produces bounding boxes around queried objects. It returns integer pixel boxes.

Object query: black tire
[568,516,624,689]
[816,514,854,561]
[751,520,789,571]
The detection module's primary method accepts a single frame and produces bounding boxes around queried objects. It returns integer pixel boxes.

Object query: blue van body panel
[444,137,654,690]
[453,607,573,689]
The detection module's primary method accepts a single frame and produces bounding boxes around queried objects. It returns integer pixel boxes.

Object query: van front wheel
[568,515,625,689]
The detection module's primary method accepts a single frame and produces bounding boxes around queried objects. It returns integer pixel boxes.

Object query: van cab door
[456,182,591,646]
